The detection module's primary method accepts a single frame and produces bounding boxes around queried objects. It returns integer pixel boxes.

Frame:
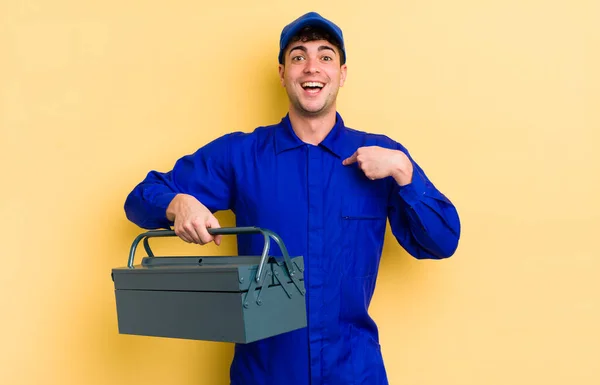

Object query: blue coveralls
[124,113,461,385]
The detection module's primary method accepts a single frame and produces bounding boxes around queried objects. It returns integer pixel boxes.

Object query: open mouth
[301,81,324,94]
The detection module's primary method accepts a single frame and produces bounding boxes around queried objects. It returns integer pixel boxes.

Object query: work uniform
[124,113,461,385]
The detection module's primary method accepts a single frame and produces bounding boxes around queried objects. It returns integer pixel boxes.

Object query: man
[124,11,461,385]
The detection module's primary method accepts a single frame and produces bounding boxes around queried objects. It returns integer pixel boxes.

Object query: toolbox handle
[127,226,297,283]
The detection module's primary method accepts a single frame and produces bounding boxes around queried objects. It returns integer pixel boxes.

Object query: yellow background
[2,0,599,384]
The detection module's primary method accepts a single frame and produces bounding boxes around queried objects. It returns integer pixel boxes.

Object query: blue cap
[278,12,346,65]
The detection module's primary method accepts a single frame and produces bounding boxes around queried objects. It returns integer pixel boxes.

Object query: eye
[292,55,305,62]
[322,56,333,62]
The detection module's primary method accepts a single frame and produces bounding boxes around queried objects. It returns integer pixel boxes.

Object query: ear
[278,64,285,87]
[339,64,348,87]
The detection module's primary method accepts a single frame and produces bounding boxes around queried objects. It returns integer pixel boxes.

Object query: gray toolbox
[112,227,306,343]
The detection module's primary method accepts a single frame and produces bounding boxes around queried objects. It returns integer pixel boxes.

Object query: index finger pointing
[342,152,358,166]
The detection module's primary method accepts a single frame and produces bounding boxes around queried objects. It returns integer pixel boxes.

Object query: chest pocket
[340,188,388,278]
[341,193,387,220]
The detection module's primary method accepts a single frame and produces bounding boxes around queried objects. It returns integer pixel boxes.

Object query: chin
[301,108,326,117]
[300,103,327,114]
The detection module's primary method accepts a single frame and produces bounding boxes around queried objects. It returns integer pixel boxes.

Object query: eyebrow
[289,45,337,56]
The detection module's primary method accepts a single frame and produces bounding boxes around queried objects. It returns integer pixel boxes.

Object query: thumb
[342,152,357,166]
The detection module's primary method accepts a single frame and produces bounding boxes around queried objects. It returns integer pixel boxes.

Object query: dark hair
[286,26,345,64]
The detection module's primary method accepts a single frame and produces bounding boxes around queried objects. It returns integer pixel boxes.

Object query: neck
[288,108,337,145]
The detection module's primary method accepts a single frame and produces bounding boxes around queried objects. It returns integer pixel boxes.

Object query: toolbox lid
[112,255,304,293]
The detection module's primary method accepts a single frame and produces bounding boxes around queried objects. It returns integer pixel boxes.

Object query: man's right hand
[166,194,222,245]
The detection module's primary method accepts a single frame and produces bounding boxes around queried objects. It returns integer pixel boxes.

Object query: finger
[183,222,203,244]
[207,217,222,246]
[182,218,203,244]
[174,226,193,243]
[363,166,379,181]
[196,222,214,245]
[342,152,357,166]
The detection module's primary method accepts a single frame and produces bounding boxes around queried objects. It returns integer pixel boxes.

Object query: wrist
[166,194,186,221]
[392,170,409,186]
[391,153,412,186]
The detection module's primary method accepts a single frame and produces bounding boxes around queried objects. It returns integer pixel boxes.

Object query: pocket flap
[341,194,387,220]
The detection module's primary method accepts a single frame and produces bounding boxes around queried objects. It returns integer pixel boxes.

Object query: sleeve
[123,133,238,229]
[387,141,461,259]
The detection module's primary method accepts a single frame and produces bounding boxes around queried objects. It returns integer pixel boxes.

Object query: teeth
[302,82,324,88]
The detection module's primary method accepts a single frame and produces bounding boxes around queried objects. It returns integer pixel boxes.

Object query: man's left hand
[342,146,413,186]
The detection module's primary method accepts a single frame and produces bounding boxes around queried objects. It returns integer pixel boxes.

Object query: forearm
[390,171,461,259]
[124,136,236,230]
[124,171,179,229]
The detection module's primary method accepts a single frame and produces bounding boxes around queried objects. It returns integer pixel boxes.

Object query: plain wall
[1,1,599,384]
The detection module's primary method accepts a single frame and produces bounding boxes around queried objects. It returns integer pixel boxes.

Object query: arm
[387,144,461,259]
[342,143,461,259]
[124,133,237,243]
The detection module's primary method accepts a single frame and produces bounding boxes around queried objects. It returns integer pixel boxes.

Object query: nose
[303,57,320,74]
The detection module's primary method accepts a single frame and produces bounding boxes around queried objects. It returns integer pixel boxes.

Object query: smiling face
[278,39,347,118]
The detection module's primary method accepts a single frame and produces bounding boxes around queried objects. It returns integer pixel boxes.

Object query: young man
[124,11,461,385]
